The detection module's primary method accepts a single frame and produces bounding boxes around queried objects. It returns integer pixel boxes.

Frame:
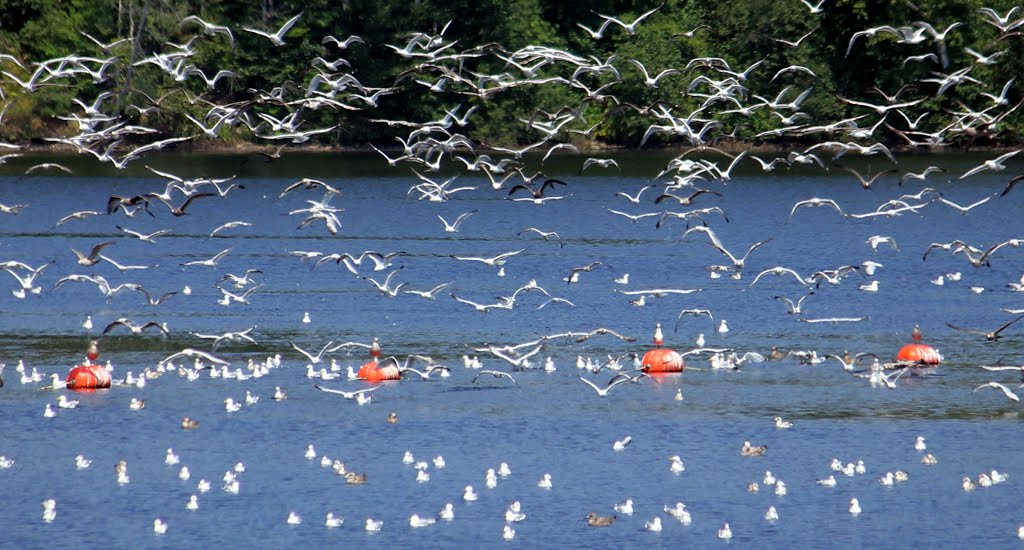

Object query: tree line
[0,0,1020,149]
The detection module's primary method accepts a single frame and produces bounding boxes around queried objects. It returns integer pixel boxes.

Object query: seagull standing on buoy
[85,340,99,365]
[653,323,664,347]
[912,324,922,343]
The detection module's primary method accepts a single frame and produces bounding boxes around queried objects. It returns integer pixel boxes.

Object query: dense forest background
[0,0,1020,149]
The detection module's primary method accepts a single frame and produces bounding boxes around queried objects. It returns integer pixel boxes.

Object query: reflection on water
[0,153,1022,549]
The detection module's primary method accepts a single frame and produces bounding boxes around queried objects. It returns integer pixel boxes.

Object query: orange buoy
[67,340,110,390]
[899,325,940,366]
[357,360,401,381]
[357,337,399,380]
[896,344,941,366]
[66,364,112,390]
[641,348,684,373]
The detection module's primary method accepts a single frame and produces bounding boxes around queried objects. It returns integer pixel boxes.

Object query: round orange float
[641,348,684,373]
[66,363,112,390]
[896,343,941,366]
[357,360,401,381]
[357,338,399,380]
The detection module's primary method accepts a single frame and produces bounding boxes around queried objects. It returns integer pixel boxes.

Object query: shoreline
[8,138,1019,157]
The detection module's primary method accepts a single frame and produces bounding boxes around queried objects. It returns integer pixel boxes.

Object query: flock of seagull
[1,0,1024,545]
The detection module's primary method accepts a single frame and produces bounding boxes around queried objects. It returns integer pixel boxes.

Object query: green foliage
[0,0,1021,147]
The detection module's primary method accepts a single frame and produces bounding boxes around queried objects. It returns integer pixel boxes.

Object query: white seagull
[595,4,662,35]
[242,12,304,46]
[959,150,1020,180]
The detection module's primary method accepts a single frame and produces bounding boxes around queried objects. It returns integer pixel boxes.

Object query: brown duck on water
[585,512,616,527]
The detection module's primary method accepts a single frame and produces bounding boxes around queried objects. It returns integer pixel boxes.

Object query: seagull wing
[577,375,603,394]
[141,321,169,335]
[974,381,1020,401]
[313,384,353,397]
[274,11,304,38]
[290,341,317,363]
[945,322,994,336]
[101,319,132,334]
[980,365,1024,372]
[991,313,1024,337]
[1000,174,1024,197]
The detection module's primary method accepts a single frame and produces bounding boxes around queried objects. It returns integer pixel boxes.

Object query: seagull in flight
[578,374,634,397]
[654,189,723,206]
[53,210,100,227]
[936,195,993,215]
[628,59,679,88]
[151,193,217,216]
[242,11,304,46]
[192,327,257,351]
[182,248,232,267]
[606,208,660,223]
[180,15,236,48]
[565,261,603,284]
[403,281,453,300]
[516,227,563,247]
[209,221,253,238]
[799,316,870,324]
[437,210,477,233]
[789,197,846,220]
[674,308,714,332]
[279,178,342,198]
[958,150,1020,179]
[450,249,526,268]
[799,0,827,13]
[615,185,656,204]
[837,165,897,190]
[322,34,366,49]
[117,225,170,243]
[218,285,262,306]
[26,163,72,174]
[102,318,169,336]
[945,314,1024,341]
[594,4,663,35]
[450,293,514,313]
[866,235,899,251]
[72,241,115,266]
[973,381,1020,402]
[472,370,520,389]
[750,266,813,288]
[291,341,335,364]
[365,269,407,297]
[773,292,815,314]
[314,384,383,400]
[683,226,771,270]
[486,344,543,370]
[159,348,229,366]
[579,157,622,173]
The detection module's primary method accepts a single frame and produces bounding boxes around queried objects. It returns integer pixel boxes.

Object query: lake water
[0,152,1021,548]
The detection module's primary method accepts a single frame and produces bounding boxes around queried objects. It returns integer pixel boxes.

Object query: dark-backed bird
[508,179,567,199]
[655,189,722,206]
[72,242,115,266]
[945,314,1024,341]
[102,318,169,336]
[565,261,602,284]
[152,193,216,216]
